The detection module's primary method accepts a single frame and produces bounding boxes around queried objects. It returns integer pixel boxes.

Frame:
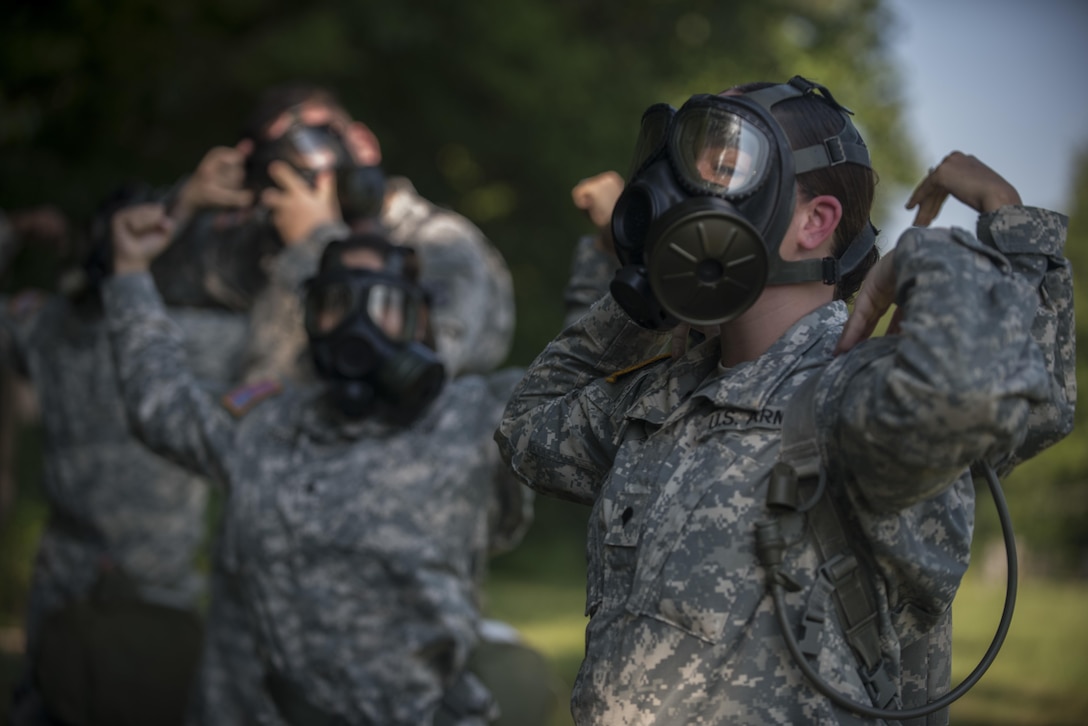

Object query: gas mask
[244,122,387,225]
[610,76,877,330]
[303,255,446,423]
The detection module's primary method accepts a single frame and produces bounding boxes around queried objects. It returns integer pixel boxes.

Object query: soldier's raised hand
[261,161,341,246]
[906,151,1022,227]
[572,171,624,255]
[111,204,175,275]
[835,249,902,355]
[171,142,255,230]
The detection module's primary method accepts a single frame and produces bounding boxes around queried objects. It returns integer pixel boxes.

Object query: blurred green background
[2,0,1086,724]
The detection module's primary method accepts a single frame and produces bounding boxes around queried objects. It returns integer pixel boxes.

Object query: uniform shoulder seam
[605,353,672,384]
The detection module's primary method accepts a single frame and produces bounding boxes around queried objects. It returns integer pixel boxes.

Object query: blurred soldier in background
[163,83,515,382]
[2,189,251,726]
[106,205,536,725]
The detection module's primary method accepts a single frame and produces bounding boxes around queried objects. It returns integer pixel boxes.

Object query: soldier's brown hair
[731,81,880,302]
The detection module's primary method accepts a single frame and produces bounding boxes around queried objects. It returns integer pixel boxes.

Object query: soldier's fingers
[313,168,337,200]
[261,187,286,210]
[208,187,255,208]
[836,297,881,354]
[267,160,308,193]
[911,192,948,227]
[835,254,896,354]
[572,171,623,208]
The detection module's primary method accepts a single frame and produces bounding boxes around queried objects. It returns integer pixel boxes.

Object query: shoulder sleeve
[562,235,620,330]
[387,184,514,375]
[103,272,238,487]
[496,294,671,505]
[820,224,1055,512]
[975,206,1075,470]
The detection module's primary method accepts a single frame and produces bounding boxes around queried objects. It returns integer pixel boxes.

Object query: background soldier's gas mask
[303,239,445,423]
[609,75,877,330]
[245,121,387,225]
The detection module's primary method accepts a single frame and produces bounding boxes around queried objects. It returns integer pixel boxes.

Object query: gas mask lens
[365,284,415,342]
[283,125,340,173]
[305,274,422,343]
[673,107,769,196]
[306,279,354,335]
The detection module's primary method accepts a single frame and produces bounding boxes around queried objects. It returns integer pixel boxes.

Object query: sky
[878,0,1088,244]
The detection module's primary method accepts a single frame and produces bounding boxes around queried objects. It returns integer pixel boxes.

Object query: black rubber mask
[610,76,876,330]
[304,266,445,423]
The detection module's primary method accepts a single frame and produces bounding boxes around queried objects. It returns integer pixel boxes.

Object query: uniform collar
[295,388,390,444]
[697,300,847,410]
[626,301,847,424]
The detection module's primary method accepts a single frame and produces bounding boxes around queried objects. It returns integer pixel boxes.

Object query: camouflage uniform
[0,266,248,680]
[171,175,515,382]
[562,235,620,331]
[103,271,529,726]
[496,206,1075,725]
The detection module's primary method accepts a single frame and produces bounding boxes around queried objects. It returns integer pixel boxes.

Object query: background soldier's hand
[906,151,1022,227]
[111,204,175,275]
[261,161,341,246]
[572,171,624,254]
[172,142,255,230]
[835,250,902,354]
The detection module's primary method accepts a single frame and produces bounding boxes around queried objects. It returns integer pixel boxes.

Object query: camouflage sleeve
[562,235,621,330]
[496,294,671,505]
[975,206,1075,473]
[103,272,236,485]
[482,367,534,555]
[820,222,1056,512]
[239,221,350,382]
[412,212,515,376]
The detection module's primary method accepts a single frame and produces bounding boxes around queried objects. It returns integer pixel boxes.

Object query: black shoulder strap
[776,374,896,708]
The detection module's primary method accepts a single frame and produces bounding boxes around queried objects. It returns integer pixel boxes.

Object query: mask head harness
[303,234,446,423]
[244,109,387,224]
[610,75,877,330]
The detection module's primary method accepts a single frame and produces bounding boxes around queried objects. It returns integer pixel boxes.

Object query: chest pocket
[631,446,769,645]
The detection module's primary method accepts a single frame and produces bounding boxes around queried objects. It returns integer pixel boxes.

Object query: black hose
[773,461,1017,720]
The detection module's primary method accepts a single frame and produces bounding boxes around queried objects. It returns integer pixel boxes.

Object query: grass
[481,572,1088,726]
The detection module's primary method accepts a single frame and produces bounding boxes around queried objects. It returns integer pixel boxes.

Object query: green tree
[0,0,918,359]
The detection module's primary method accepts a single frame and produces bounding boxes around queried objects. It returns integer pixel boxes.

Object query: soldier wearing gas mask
[497,76,1075,725]
[161,84,514,384]
[104,205,540,726]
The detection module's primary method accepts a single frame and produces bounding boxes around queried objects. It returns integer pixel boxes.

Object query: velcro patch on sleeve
[221,379,283,418]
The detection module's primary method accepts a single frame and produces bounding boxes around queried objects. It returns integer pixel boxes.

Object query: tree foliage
[0,0,918,362]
